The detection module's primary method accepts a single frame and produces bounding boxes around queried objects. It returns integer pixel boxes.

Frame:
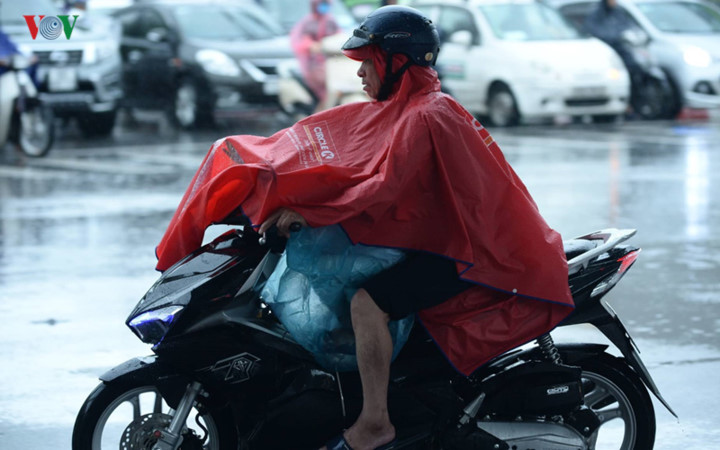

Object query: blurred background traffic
[0,0,719,157]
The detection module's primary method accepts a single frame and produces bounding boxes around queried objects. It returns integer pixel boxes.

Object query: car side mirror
[449,30,474,47]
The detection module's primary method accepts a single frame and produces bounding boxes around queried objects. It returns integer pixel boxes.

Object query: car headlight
[127,305,184,344]
[683,46,711,68]
[83,41,119,64]
[606,67,624,81]
[196,49,241,77]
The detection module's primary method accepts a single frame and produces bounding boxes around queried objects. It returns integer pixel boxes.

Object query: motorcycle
[620,28,678,120]
[0,53,54,157]
[72,224,676,450]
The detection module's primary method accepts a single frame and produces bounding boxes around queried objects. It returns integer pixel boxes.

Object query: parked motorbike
[0,54,54,157]
[278,34,368,119]
[620,28,677,120]
[72,224,675,450]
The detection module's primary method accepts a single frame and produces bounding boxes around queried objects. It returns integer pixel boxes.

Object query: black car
[113,0,295,128]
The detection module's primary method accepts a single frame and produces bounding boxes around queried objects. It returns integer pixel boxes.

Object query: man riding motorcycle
[155,6,574,450]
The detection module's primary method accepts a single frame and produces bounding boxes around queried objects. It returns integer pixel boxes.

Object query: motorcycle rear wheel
[72,380,238,450]
[578,353,656,450]
[15,104,54,157]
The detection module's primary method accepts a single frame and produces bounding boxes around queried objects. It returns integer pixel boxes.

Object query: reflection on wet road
[0,114,718,448]
[491,122,720,350]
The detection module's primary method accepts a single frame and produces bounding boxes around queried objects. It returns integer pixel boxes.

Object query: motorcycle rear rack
[567,228,637,275]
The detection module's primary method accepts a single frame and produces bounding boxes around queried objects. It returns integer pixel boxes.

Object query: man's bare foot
[342,420,395,450]
[320,421,395,450]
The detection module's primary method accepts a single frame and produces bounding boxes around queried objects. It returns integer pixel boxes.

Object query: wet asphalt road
[0,110,718,449]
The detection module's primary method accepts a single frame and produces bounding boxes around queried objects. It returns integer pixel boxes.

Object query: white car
[554,0,720,115]
[411,0,631,126]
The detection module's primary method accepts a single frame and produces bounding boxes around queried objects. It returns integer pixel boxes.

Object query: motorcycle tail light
[127,305,184,344]
[591,250,641,298]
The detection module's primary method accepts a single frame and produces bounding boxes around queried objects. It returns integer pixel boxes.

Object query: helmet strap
[377,51,413,101]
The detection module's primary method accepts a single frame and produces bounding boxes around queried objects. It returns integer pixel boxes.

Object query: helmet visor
[341,28,375,50]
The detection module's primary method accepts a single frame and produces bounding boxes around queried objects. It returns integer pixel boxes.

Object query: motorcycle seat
[563,239,599,261]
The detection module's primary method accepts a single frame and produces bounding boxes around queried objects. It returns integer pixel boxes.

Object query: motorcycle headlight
[683,46,711,68]
[128,305,184,344]
[196,49,241,77]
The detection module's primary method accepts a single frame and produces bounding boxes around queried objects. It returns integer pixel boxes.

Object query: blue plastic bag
[261,225,414,372]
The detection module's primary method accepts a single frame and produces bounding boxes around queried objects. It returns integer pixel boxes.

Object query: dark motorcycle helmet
[342,5,440,100]
[342,5,440,66]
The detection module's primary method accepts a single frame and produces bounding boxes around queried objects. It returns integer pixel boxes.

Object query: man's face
[358,59,382,99]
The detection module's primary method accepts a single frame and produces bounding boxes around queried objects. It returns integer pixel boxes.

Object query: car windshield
[479,2,582,41]
[636,1,720,33]
[173,4,284,40]
[0,0,58,26]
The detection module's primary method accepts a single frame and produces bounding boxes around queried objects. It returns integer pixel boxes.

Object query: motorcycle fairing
[155,56,573,376]
[132,229,261,315]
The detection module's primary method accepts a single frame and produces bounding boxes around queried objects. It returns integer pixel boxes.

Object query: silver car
[1,0,123,137]
[553,0,720,115]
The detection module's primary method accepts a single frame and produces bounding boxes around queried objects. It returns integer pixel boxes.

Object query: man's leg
[340,288,396,450]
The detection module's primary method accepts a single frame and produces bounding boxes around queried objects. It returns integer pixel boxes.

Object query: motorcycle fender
[99,356,162,382]
[592,313,678,417]
[0,72,19,144]
[99,356,188,409]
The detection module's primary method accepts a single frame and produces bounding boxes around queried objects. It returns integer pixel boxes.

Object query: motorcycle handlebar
[258,222,303,246]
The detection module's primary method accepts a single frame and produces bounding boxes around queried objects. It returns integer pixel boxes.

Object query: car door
[432,5,489,113]
[116,7,176,108]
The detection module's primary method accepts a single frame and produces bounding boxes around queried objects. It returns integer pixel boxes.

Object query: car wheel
[77,110,117,137]
[172,79,198,128]
[661,73,682,120]
[487,84,520,127]
[632,77,668,120]
[171,78,213,129]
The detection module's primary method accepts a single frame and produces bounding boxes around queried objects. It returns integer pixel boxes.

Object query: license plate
[48,67,78,92]
[262,79,279,96]
[572,86,606,98]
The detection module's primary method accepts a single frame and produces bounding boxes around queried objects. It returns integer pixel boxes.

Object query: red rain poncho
[156,46,574,376]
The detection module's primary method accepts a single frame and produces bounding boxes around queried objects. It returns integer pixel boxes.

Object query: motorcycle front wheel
[578,353,656,450]
[72,380,238,450]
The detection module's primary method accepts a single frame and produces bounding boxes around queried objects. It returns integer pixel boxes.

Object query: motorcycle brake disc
[120,412,172,450]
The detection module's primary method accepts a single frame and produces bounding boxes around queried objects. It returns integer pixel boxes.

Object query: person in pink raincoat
[290,0,341,111]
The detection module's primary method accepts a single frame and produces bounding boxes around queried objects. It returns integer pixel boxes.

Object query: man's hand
[259,208,308,237]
